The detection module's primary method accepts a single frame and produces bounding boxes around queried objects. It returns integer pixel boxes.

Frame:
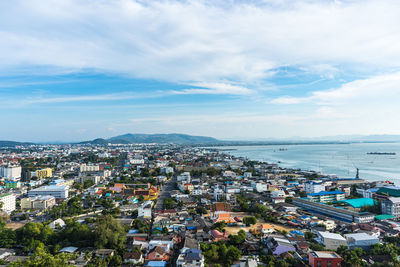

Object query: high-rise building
[0,165,22,181]
[0,193,16,213]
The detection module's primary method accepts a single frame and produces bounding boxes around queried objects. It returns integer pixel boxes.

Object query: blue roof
[146,261,166,267]
[290,230,304,236]
[368,188,379,192]
[332,178,363,181]
[307,191,345,196]
[339,198,376,208]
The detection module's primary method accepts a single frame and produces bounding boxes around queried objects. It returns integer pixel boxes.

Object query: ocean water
[216,142,400,184]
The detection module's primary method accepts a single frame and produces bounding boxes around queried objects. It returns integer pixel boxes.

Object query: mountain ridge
[81,133,219,145]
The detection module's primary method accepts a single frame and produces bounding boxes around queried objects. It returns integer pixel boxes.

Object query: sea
[214,142,400,184]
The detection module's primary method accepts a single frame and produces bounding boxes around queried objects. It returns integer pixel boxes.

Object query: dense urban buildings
[0,142,399,266]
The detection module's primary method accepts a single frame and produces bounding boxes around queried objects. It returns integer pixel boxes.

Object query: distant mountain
[82,133,219,145]
[0,140,34,147]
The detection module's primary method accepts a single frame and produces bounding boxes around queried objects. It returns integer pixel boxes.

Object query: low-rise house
[309,251,342,267]
[123,251,144,265]
[146,246,170,261]
[176,249,204,267]
[266,237,296,256]
[258,223,275,235]
[94,249,115,258]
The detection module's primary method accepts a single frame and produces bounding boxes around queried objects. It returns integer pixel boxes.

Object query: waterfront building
[381,197,400,219]
[0,193,16,213]
[304,181,325,193]
[306,191,345,203]
[292,198,374,223]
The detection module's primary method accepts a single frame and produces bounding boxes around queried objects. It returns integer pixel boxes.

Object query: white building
[28,185,69,199]
[344,233,379,248]
[382,197,400,218]
[317,231,347,250]
[0,165,21,181]
[304,181,325,193]
[0,193,16,213]
[177,172,191,182]
[79,164,100,172]
[138,201,153,218]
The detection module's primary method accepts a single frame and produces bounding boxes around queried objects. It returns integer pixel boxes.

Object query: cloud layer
[2,0,400,86]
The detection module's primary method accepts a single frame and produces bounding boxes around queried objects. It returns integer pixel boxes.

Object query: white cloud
[272,71,400,105]
[1,0,400,88]
[171,82,253,95]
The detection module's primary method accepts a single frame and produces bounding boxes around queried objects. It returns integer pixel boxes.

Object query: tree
[94,215,126,250]
[242,216,257,226]
[228,230,246,246]
[163,198,176,209]
[226,246,241,265]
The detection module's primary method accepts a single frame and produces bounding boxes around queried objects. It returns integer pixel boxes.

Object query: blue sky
[2,0,400,142]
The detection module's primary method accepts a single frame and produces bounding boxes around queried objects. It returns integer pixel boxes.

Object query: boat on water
[367,152,396,155]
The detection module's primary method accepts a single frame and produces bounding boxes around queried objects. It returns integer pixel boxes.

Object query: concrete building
[381,197,400,219]
[138,201,153,218]
[304,181,325,193]
[344,233,379,249]
[31,168,52,179]
[306,191,345,203]
[309,251,342,267]
[317,232,347,250]
[0,193,16,213]
[21,196,56,210]
[79,164,100,172]
[293,198,374,223]
[0,165,21,181]
[28,185,69,199]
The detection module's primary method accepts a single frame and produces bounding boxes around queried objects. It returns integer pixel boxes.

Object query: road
[154,176,176,211]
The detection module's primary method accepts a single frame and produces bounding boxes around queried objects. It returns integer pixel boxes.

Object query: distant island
[367,152,396,155]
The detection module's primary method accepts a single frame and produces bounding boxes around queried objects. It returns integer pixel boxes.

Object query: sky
[2,0,400,142]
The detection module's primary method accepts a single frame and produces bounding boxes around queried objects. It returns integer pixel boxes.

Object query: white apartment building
[0,165,22,181]
[28,185,69,199]
[382,197,400,218]
[304,181,325,193]
[0,193,16,213]
[79,164,100,172]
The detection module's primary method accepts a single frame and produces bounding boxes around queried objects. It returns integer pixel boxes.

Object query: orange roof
[215,213,235,223]
[114,183,125,188]
[259,223,273,230]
